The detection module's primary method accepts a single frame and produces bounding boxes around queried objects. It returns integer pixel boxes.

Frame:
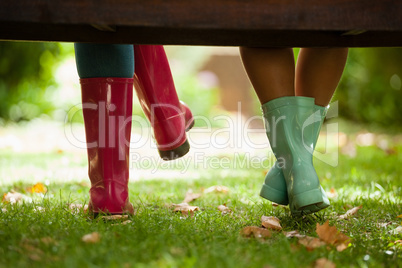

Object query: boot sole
[260,182,330,212]
[291,201,330,217]
[158,118,194,161]
[158,139,190,161]
[294,190,330,216]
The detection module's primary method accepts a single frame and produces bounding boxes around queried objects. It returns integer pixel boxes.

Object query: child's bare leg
[239,47,295,104]
[240,46,332,216]
[295,48,349,106]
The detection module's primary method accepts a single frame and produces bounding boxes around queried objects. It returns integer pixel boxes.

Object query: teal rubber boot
[260,104,330,212]
[261,96,327,216]
[296,105,330,214]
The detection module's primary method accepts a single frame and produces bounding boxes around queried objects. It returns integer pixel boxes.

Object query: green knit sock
[74,43,134,78]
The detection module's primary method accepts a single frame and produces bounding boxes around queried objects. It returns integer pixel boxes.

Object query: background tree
[0,42,61,122]
[335,48,402,127]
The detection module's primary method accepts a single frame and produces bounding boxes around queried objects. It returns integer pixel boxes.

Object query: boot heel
[159,139,190,160]
[260,183,288,205]
[186,119,195,132]
[292,188,324,210]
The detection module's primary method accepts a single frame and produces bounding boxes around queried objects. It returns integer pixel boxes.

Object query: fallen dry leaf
[173,203,199,217]
[327,188,338,199]
[68,203,89,214]
[338,205,362,220]
[385,147,397,155]
[33,206,45,213]
[271,202,287,209]
[391,226,402,235]
[40,237,58,246]
[3,191,23,203]
[111,220,132,226]
[314,258,336,268]
[298,236,326,251]
[261,216,282,231]
[203,186,229,194]
[239,198,254,205]
[101,215,129,221]
[82,232,101,243]
[316,220,350,251]
[2,191,30,204]
[20,239,44,261]
[285,230,333,252]
[393,240,402,247]
[290,244,301,252]
[21,243,41,252]
[217,204,231,214]
[27,183,47,194]
[336,243,348,252]
[376,222,392,228]
[173,203,199,212]
[240,226,271,239]
[182,192,202,203]
[284,230,306,238]
[29,254,42,261]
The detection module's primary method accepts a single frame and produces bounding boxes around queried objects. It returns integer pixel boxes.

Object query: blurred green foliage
[334,48,402,127]
[0,42,63,123]
[1,43,402,129]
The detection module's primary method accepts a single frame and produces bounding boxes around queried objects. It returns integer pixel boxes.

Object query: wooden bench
[0,0,401,47]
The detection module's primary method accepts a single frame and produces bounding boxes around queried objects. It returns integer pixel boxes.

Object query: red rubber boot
[133,45,194,160]
[81,77,135,215]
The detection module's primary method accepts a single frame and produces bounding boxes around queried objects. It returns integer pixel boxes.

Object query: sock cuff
[75,43,134,79]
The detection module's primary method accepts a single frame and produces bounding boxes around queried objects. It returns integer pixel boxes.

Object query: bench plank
[1,0,401,47]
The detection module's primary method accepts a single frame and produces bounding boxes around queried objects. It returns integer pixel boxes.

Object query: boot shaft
[262,96,315,165]
[81,77,133,183]
[133,45,183,121]
[311,105,328,150]
[80,77,134,214]
[133,45,189,153]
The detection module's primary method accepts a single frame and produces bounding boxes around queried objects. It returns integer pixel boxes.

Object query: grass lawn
[0,124,402,267]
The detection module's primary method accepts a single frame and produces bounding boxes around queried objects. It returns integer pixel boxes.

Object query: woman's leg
[295,48,349,106]
[239,47,295,103]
